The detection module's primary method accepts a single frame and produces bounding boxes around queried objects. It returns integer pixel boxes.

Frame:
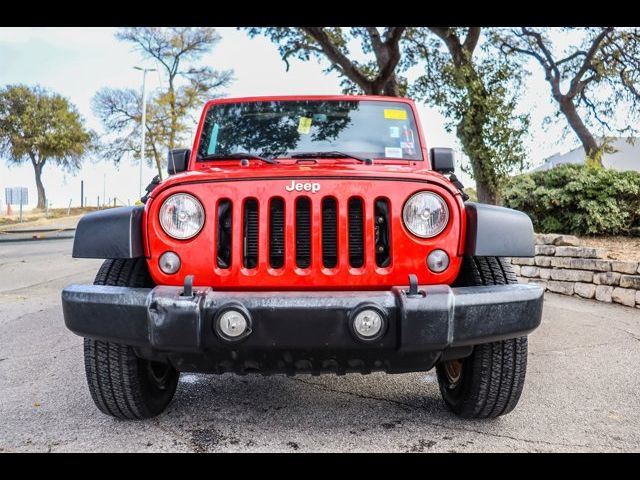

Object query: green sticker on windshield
[207,123,219,154]
[298,117,312,134]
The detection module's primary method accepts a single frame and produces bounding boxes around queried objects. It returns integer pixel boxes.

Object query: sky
[0,27,576,209]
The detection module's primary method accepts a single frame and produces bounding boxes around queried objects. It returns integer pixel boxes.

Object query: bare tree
[497,27,640,165]
[94,28,232,178]
[92,88,166,177]
[117,28,233,152]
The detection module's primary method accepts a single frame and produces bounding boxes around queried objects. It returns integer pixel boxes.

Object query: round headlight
[402,192,449,238]
[159,193,205,240]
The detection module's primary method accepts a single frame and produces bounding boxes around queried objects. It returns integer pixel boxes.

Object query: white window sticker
[389,126,400,138]
[385,147,403,158]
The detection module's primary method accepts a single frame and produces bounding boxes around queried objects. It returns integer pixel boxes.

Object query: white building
[532,137,640,172]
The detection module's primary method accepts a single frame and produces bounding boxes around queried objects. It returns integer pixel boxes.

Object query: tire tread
[83,258,177,420]
[437,256,528,419]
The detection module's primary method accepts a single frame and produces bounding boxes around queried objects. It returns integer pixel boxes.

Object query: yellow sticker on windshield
[384,109,407,120]
[298,117,312,134]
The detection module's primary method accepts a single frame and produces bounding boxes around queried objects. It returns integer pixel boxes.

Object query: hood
[151,161,458,198]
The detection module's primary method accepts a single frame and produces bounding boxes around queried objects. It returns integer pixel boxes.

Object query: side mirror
[167,148,191,175]
[430,147,455,174]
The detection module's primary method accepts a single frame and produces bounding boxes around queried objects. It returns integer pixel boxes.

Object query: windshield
[196,99,423,161]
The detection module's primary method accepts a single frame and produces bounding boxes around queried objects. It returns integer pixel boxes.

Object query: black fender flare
[72,206,144,259]
[464,202,535,257]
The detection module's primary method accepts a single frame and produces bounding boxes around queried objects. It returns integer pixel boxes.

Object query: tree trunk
[559,98,601,165]
[153,151,163,179]
[474,175,498,204]
[33,162,46,210]
[462,146,499,205]
[168,80,177,153]
[454,84,501,205]
[382,74,400,96]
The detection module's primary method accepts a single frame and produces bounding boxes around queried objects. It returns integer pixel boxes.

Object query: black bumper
[61,284,543,375]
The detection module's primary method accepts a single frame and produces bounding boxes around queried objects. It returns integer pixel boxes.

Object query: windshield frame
[190,95,427,168]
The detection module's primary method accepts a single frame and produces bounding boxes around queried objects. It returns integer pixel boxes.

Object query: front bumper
[61,283,543,374]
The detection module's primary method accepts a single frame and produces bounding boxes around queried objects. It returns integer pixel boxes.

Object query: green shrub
[502,164,640,236]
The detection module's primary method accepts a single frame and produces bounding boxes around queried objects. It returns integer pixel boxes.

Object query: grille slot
[269,198,285,268]
[243,199,259,269]
[322,198,338,268]
[295,197,311,268]
[216,200,232,268]
[348,198,365,268]
[375,198,391,267]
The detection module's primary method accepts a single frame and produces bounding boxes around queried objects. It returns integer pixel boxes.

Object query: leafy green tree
[93,28,232,177]
[245,27,407,96]
[0,85,93,209]
[496,27,640,166]
[405,27,530,205]
[247,27,529,205]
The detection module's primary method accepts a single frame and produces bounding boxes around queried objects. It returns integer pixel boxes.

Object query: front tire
[436,257,528,419]
[83,258,179,419]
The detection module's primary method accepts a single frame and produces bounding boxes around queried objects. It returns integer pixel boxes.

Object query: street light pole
[134,66,156,198]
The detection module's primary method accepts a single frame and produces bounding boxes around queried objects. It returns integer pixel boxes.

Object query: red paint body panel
[144,95,467,290]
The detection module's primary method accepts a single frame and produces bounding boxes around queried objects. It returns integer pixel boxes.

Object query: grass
[0,207,108,226]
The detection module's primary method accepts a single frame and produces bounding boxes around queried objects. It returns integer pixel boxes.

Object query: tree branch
[302,27,373,91]
[463,27,481,54]
[568,27,613,97]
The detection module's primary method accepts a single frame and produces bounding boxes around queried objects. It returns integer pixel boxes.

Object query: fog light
[216,309,249,340]
[352,309,384,340]
[427,249,449,273]
[159,251,181,274]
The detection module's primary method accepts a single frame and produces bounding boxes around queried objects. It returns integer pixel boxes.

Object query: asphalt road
[1,238,639,452]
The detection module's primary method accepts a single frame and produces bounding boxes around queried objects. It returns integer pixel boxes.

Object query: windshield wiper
[198,152,277,164]
[291,151,373,165]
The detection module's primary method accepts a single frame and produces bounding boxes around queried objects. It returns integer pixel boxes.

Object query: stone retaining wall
[511,234,640,308]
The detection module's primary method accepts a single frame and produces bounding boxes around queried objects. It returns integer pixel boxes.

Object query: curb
[0,229,76,243]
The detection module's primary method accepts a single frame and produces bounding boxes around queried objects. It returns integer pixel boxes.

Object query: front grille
[269,198,285,268]
[215,195,391,272]
[322,198,338,268]
[375,198,391,267]
[348,198,364,268]
[295,198,311,268]
[243,199,259,269]
[216,200,232,268]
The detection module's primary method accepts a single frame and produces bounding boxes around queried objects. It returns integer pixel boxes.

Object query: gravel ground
[577,236,640,261]
[1,239,639,452]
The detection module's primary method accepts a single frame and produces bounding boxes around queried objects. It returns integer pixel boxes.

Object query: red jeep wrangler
[62,95,543,420]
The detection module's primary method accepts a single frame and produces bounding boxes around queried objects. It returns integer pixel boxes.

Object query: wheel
[83,258,179,419]
[436,257,528,419]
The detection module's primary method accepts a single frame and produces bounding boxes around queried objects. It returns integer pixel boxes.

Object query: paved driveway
[1,239,639,452]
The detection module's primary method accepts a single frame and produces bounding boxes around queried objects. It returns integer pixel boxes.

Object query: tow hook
[407,274,420,297]
[182,275,194,297]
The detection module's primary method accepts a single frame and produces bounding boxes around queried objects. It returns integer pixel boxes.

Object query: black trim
[62,283,543,375]
[72,206,144,259]
[464,202,535,257]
